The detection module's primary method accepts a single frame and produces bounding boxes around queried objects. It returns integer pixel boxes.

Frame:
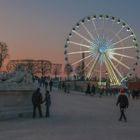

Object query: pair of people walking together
[32,88,51,118]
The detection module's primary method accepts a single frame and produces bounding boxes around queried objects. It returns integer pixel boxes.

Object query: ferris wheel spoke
[68,41,91,48]
[87,53,101,78]
[111,56,130,70]
[71,54,92,66]
[102,17,105,38]
[68,51,90,55]
[107,57,123,78]
[99,55,103,85]
[111,52,134,59]
[106,20,115,40]
[110,27,123,42]
[105,59,115,83]
[104,55,120,84]
[82,23,95,40]
[72,30,92,44]
[109,46,136,51]
[84,57,95,70]
[110,35,131,47]
[91,19,99,38]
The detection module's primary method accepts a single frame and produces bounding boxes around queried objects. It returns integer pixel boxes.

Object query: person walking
[116,88,129,122]
[32,88,43,118]
[43,90,51,118]
[49,79,53,92]
[91,84,96,95]
[45,79,48,90]
[85,83,91,95]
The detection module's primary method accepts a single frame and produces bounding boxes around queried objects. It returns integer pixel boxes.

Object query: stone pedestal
[0,90,34,120]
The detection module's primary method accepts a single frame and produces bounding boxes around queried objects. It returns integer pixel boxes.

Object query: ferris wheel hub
[91,37,111,54]
[99,46,107,53]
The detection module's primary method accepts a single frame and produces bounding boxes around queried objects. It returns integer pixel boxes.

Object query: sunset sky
[0,0,140,76]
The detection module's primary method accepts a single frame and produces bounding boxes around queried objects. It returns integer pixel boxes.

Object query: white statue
[0,65,35,90]
[6,70,25,83]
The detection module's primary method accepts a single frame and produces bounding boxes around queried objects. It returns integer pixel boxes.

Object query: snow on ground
[0,88,140,140]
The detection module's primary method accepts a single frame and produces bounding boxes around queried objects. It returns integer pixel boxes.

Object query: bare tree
[6,59,52,76]
[0,42,8,68]
[51,64,62,78]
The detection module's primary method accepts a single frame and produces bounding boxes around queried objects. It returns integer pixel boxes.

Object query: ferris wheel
[64,14,139,85]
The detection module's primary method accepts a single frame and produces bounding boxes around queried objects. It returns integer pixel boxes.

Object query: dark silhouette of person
[45,80,48,90]
[85,83,91,95]
[65,81,70,93]
[132,90,136,99]
[49,80,53,92]
[116,88,129,122]
[99,87,104,97]
[38,78,42,87]
[43,90,51,118]
[91,84,95,95]
[62,81,65,91]
[63,81,67,93]
[32,88,43,118]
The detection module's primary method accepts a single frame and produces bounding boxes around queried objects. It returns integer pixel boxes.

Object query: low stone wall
[0,90,34,120]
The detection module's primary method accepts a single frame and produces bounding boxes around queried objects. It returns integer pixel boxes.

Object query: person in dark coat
[45,80,48,90]
[91,84,95,95]
[43,90,51,118]
[85,83,91,95]
[116,88,129,122]
[32,88,43,118]
[49,80,53,92]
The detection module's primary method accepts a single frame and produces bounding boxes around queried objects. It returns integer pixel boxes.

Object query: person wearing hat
[116,88,129,122]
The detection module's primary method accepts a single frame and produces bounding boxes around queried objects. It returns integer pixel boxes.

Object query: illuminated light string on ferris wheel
[81,22,95,40]
[109,46,136,51]
[67,41,91,48]
[104,54,120,85]
[87,53,101,79]
[91,17,99,38]
[64,14,139,85]
[107,56,123,79]
[71,54,92,66]
[72,30,92,44]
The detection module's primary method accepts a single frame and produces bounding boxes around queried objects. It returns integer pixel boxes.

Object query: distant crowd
[57,80,140,99]
[32,76,53,92]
